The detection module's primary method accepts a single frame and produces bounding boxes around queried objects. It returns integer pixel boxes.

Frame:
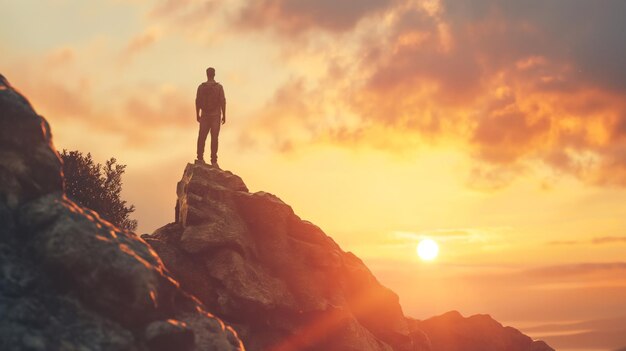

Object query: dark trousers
[197,114,221,162]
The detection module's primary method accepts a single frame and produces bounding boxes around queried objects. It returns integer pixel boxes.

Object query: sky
[3,1,626,349]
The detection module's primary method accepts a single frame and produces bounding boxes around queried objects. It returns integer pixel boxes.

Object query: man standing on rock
[196,67,226,167]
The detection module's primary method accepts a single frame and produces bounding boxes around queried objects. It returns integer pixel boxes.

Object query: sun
[417,238,439,261]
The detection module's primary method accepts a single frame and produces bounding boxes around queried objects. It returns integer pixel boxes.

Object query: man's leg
[209,115,221,164]
[196,117,210,161]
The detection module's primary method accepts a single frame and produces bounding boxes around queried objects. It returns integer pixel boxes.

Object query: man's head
[206,67,215,80]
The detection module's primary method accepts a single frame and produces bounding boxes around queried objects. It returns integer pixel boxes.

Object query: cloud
[148,0,221,37]
[592,236,626,245]
[389,228,498,246]
[522,262,626,279]
[239,0,626,188]
[237,78,331,152]
[547,240,579,246]
[121,85,195,127]
[237,0,395,34]
[45,47,76,68]
[8,48,93,120]
[150,0,218,20]
[465,163,527,191]
[442,0,626,92]
[120,28,161,64]
[521,316,626,351]
[470,96,551,164]
[547,236,626,246]
[7,46,196,149]
[79,84,196,147]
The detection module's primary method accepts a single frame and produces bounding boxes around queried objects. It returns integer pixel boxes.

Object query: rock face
[144,162,425,351]
[0,74,244,351]
[409,311,555,351]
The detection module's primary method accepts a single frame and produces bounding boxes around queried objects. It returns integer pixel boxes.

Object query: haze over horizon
[3,1,626,350]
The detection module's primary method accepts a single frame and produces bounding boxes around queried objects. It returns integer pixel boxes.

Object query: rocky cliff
[142,162,424,351]
[0,75,244,351]
[143,162,554,351]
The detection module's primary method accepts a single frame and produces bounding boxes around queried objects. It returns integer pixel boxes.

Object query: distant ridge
[410,311,553,351]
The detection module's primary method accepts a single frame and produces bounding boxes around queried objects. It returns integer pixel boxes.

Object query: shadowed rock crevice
[0,74,244,351]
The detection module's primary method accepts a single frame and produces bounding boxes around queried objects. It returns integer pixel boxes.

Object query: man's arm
[195,85,202,121]
[221,86,226,124]
[222,101,226,124]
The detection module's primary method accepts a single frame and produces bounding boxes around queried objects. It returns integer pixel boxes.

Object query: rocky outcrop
[409,311,554,351]
[144,160,555,351]
[0,74,244,351]
[144,162,427,351]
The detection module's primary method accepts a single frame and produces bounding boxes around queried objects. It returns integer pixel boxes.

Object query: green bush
[60,150,137,231]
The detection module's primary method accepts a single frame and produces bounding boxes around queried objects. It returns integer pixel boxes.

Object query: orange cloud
[548,236,626,246]
[149,0,221,34]
[7,50,195,150]
[120,28,161,64]
[122,85,195,128]
[592,236,626,245]
[238,1,626,187]
[237,78,329,152]
[237,0,395,34]
[9,49,93,120]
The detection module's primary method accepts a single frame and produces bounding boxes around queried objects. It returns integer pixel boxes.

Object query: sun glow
[417,238,439,261]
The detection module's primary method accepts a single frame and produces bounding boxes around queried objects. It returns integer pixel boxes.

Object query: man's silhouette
[196,67,226,167]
